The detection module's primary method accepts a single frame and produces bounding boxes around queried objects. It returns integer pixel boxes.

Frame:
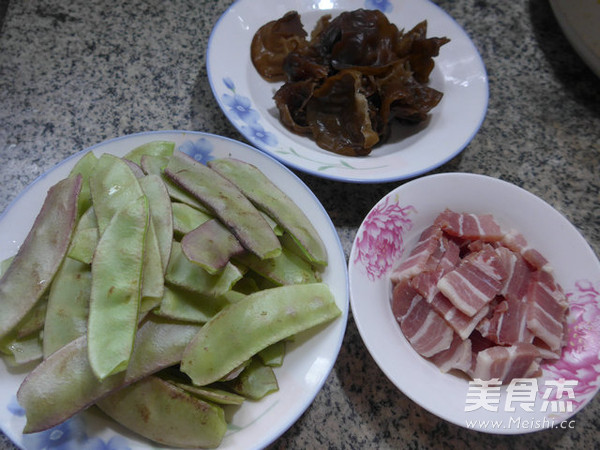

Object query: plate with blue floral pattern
[207,0,488,183]
[0,131,349,449]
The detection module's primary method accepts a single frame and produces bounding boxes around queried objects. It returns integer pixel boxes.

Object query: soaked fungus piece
[305,70,379,156]
[273,79,316,135]
[313,9,401,70]
[282,46,330,82]
[251,11,309,82]
[252,9,449,156]
[395,21,451,83]
[377,60,444,125]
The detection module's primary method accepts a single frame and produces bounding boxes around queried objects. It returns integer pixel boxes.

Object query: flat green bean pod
[89,154,145,234]
[139,174,173,273]
[155,284,230,324]
[235,247,318,286]
[165,152,281,260]
[43,257,91,358]
[89,155,164,301]
[181,219,245,274]
[123,140,175,165]
[97,376,227,449]
[227,357,279,400]
[208,158,327,266]
[180,282,340,386]
[88,195,148,380]
[67,206,99,264]
[174,383,246,406]
[0,175,81,340]
[68,151,98,216]
[172,201,212,236]
[18,315,202,433]
[166,241,243,298]
[140,154,210,212]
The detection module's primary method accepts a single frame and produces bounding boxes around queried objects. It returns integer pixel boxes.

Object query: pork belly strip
[437,246,506,317]
[392,280,453,357]
[390,225,443,285]
[470,343,542,382]
[477,297,534,346]
[429,333,472,373]
[434,209,504,241]
[501,229,551,272]
[429,291,489,340]
[525,271,568,352]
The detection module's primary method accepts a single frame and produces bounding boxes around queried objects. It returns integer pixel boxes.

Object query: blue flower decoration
[223,76,235,91]
[7,394,131,450]
[21,415,87,450]
[221,78,278,148]
[366,0,393,13]
[222,92,261,125]
[179,138,214,165]
[241,122,278,147]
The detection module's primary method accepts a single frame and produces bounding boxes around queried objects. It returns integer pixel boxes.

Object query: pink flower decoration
[541,279,600,407]
[353,198,415,281]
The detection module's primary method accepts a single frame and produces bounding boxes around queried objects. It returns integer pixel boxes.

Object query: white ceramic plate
[550,0,600,78]
[207,0,488,183]
[0,131,349,449]
[349,173,600,434]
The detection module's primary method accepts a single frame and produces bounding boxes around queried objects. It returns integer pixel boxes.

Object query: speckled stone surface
[0,0,599,448]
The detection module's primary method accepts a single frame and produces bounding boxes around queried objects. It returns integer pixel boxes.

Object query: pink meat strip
[390,225,443,285]
[501,229,551,272]
[497,247,533,301]
[391,280,453,357]
[525,271,568,352]
[477,298,534,346]
[429,291,489,340]
[429,333,472,373]
[437,245,507,317]
[407,238,486,340]
[410,237,461,300]
[477,250,535,345]
[435,209,504,241]
[470,343,542,382]
[391,208,569,385]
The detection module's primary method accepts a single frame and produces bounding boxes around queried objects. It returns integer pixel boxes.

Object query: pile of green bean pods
[0,141,341,448]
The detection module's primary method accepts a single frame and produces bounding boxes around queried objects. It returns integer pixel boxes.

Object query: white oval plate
[349,173,600,434]
[207,0,488,183]
[0,130,349,450]
[550,0,600,78]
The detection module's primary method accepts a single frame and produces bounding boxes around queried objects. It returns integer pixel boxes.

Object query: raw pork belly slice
[501,229,551,272]
[429,291,489,340]
[389,209,568,384]
[497,248,533,301]
[409,237,460,300]
[470,343,542,381]
[390,225,443,285]
[429,333,472,373]
[435,209,504,241]
[477,297,534,346]
[392,280,453,358]
[525,271,568,352]
[437,245,506,317]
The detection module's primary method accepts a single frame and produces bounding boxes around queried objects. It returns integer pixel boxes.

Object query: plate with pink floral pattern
[349,172,600,434]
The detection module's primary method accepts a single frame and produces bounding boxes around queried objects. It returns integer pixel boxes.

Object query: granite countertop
[1,0,599,448]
